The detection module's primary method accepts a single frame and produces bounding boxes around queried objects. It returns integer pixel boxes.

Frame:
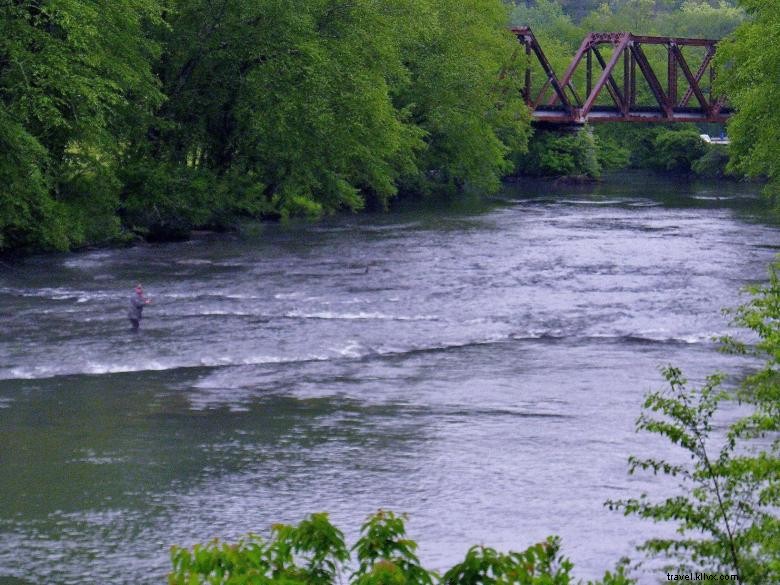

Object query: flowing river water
[0,173,778,584]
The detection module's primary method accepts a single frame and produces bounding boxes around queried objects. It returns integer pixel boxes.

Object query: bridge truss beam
[510,27,731,125]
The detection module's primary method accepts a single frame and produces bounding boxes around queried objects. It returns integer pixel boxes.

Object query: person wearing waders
[128,284,151,331]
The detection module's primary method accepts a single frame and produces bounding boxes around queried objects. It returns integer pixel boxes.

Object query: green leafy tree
[169,512,349,585]
[0,111,60,250]
[1,0,531,251]
[660,1,744,39]
[370,0,532,197]
[138,0,529,226]
[515,128,601,178]
[715,0,780,206]
[142,0,425,220]
[650,128,707,172]
[595,133,631,171]
[719,265,780,582]
[722,264,780,463]
[581,1,659,36]
[508,0,583,49]
[0,0,165,251]
[691,144,731,178]
[594,124,713,174]
[441,538,574,584]
[352,511,434,585]
[556,0,606,22]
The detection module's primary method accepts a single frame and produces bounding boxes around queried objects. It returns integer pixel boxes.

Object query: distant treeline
[1,0,777,253]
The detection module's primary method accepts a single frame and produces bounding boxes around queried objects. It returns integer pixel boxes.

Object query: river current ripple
[0,175,778,584]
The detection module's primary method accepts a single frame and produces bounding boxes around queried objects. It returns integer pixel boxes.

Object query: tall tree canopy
[132,0,529,230]
[147,0,426,216]
[0,0,164,251]
[716,0,780,203]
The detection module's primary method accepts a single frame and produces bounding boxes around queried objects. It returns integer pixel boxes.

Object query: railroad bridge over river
[512,27,731,125]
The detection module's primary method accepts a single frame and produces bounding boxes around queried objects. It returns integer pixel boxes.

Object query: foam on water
[283,309,438,321]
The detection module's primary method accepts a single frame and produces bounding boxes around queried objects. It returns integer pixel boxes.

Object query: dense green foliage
[170,510,634,584]
[715,0,780,206]
[509,0,744,39]
[594,123,730,174]
[0,0,165,251]
[723,263,780,467]
[608,263,780,584]
[691,144,731,178]
[515,128,601,178]
[1,0,530,252]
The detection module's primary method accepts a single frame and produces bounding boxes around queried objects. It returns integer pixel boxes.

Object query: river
[0,173,777,584]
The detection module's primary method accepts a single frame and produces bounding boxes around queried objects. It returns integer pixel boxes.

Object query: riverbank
[2,170,772,263]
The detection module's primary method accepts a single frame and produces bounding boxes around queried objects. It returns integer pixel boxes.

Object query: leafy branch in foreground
[609,262,780,584]
[721,262,780,436]
[169,510,634,584]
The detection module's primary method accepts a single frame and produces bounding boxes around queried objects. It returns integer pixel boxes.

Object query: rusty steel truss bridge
[511,27,731,125]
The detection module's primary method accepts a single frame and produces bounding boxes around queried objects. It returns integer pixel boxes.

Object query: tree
[514,128,602,178]
[0,0,165,251]
[124,0,531,233]
[715,0,780,207]
[721,265,780,581]
[660,1,744,39]
[1,0,532,252]
[581,1,659,36]
[508,0,583,49]
[650,128,707,172]
[396,0,531,196]
[139,0,425,221]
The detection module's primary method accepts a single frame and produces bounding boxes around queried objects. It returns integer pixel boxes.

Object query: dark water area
[0,172,778,584]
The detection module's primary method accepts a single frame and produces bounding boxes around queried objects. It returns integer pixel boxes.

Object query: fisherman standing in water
[128,284,151,331]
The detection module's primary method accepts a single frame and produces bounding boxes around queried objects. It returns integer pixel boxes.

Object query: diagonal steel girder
[680,45,716,107]
[510,27,573,114]
[580,35,631,118]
